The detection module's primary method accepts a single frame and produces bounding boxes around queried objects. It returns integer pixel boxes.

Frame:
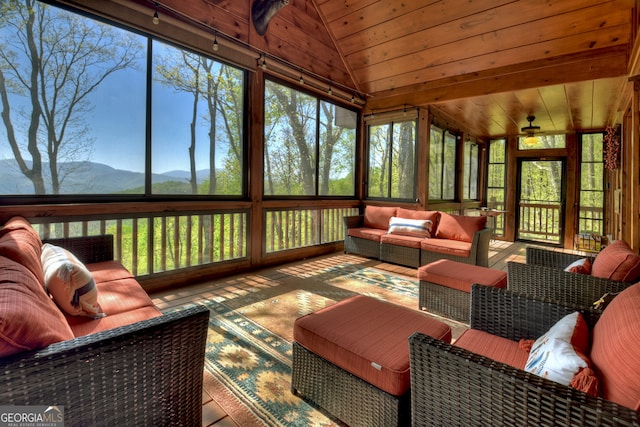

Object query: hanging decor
[604,125,620,170]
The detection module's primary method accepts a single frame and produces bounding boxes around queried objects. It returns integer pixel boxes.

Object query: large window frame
[462,139,479,201]
[365,111,418,201]
[429,125,458,201]
[577,132,605,237]
[0,0,249,203]
[263,78,358,198]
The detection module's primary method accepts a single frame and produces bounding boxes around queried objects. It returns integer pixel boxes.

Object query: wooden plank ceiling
[146,0,636,137]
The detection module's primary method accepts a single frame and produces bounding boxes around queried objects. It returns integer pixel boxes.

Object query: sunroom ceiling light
[213,32,219,51]
[152,3,159,25]
[521,115,541,145]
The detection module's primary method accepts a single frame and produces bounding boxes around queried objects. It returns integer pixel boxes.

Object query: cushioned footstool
[291,295,451,427]
[418,259,507,322]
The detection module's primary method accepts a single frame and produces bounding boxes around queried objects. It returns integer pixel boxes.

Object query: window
[518,134,566,150]
[152,41,245,195]
[463,139,479,200]
[578,133,605,236]
[0,1,246,197]
[263,80,357,196]
[487,138,506,236]
[429,125,457,200]
[366,116,417,199]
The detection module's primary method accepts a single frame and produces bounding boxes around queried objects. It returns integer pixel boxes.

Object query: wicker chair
[508,247,632,307]
[0,234,210,426]
[409,285,638,427]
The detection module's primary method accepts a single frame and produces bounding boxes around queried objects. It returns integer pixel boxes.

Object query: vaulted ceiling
[131,0,638,138]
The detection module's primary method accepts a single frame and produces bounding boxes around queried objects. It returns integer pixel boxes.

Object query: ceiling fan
[521,115,541,145]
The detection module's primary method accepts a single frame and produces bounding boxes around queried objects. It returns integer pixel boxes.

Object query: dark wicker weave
[526,246,596,267]
[508,247,632,307]
[420,227,492,267]
[44,234,115,263]
[343,215,382,259]
[291,342,410,427]
[419,280,470,322]
[380,242,420,268]
[0,234,210,426]
[408,285,640,427]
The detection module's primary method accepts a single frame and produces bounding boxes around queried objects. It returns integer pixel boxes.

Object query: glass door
[517,159,565,244]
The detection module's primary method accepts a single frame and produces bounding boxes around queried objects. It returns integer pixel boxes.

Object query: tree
[0,0,142,194]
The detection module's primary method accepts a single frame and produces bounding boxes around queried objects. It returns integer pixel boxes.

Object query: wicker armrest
[526,246,594,268]
[0,304,210,426]
[409,332,639,427]
[470,284,601,339]
[470,228,492,267]
[507,261,630,308]
[43,234,114,264]
[343,215,364,230]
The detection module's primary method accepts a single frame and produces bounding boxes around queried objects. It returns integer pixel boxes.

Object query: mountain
[0,159,210,194]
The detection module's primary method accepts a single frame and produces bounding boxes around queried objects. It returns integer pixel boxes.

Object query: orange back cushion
[591,240,640,282]
[0,256,74,357]
[435,213,487,243]
[591,282,640,410]
[0,216,44,284]
[363,206,397,230]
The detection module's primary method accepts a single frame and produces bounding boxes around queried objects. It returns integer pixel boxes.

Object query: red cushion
[455,329,529,369]
[591,282,640,410]
[363,206,397,230]
[347,227,386,241]
[380,233,423,249]
[417,259,507,293]
[435,213,487,243]
[591,240,640,282]
[294,295,451,396]
[0,257,74,356]
[420,238,472,258]
[0,216,44,285]
[396,208,439,224]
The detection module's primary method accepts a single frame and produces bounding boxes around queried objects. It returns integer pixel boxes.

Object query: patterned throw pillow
[524,312,598,394]
[41,243,106,319]
[387,216,432,238]
[564,258,592,274]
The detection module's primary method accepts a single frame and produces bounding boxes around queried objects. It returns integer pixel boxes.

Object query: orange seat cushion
[294,295,451,396]
[347,227,386,241]
[591,240,640,282]
[420,238,472,258]
[454,329,529,369]
[380,233,423,249]
[591,282,640,410]
[363,206,396,230]
[0,216,45,284]
[435,213,487,243]
[418,259,507,293]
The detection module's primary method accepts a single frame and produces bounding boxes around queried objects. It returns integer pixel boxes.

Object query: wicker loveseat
[508,243,640,307]
[344,205,491,268]
[0,216,209,426]
[409,284,640,427]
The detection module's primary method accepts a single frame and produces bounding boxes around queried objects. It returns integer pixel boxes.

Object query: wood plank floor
[148,240,580,427]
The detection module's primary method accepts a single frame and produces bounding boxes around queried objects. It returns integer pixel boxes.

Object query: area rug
[198,260,462,426]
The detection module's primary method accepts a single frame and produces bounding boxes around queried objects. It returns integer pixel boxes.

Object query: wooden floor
[147,240,571,427]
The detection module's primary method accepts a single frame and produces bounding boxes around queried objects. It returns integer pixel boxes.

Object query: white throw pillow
[387,216,432,238]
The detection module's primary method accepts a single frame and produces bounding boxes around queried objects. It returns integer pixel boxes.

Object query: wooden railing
[518,202,561,243]
[17,203,359,280]
[264,206,359,253]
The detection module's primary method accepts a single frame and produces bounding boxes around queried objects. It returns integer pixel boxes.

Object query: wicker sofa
[0,216,209,426]
[508,244,640,307]
[344,205,491,268]
[409,284,640,427]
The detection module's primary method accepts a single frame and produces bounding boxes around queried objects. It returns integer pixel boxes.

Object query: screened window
[429,125,457,200]
[487,138,506,236]
[463,140,479,200]
[578,133,605,236]
[518,134,567,150]
[263,80,356,196]
[0,1,246,196]
[152,41,245,195]
[366,116,417,199]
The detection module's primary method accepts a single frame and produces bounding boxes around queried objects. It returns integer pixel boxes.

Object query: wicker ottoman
[418,259,507,322]
[291,295,451,427]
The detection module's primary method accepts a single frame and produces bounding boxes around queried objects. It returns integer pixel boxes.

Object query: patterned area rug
[200,258,464,426]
